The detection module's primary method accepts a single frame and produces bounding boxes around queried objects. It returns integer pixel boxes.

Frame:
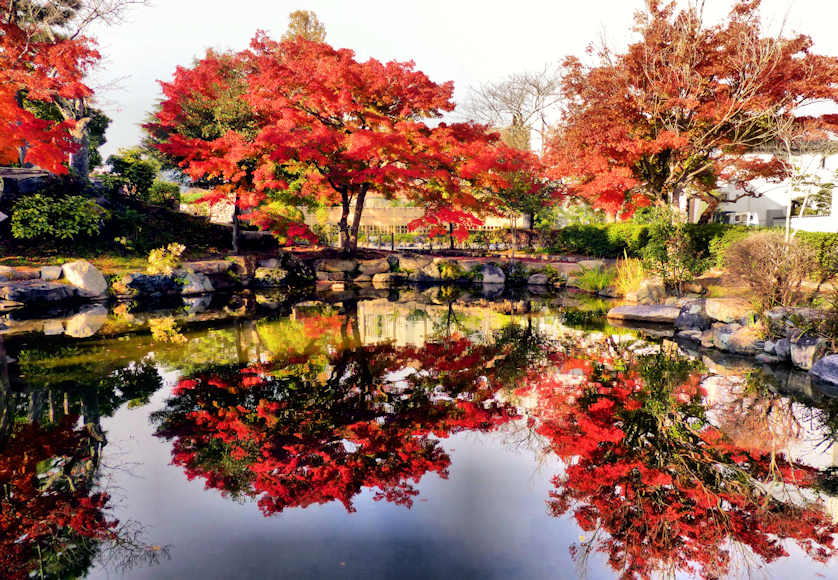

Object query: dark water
[2,288,838,580]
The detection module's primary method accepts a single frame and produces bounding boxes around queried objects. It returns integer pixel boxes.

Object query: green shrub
[796,231,838,287]
[641,213,705,293]
[147,243,186,275]
[106,149,158,199]
[147,181,181,208]
[706,226,753,268]
[11,194,107,241]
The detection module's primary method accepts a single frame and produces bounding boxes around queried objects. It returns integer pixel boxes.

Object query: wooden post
[391,226,395,252]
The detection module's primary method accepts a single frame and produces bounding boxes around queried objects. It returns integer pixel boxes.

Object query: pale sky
[87,0,838,160]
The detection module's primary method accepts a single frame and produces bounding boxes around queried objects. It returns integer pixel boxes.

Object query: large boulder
[178,270,215,294]
[527,273,550,286]
[725,326,763,355]
[774,338,791,361]
[704,297,753,324]
[607,305,681,324]
[64,305,108,338]
[625,278,666,305]
[112,273,179,297]
[357,259,390,276]
[480,264,506,285]
[39,266,62,281]
[372,272,406,288]
[0,281,75,305]
[315,258,357,273]
[790,334,830,370]
[811,355,838,390]
[675,301,712,331]
[184,260,231,275]
[61,260,107,297]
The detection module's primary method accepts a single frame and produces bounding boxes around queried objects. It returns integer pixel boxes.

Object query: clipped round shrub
[11,194,107,241]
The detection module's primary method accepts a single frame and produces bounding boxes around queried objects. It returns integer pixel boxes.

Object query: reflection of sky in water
[90,378,585,580]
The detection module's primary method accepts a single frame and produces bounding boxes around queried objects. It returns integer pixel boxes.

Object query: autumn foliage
[148,34,527,251]
[0,12,99,173]
[545,0,838,221]
[517,350,838,579]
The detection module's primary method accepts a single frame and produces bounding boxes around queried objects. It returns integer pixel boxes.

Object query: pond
[1,287,837,580]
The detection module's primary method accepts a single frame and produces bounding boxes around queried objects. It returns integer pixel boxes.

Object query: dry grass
[614,256,645,297]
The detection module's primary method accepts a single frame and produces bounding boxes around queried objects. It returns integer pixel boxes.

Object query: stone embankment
[607,296,838,390]
[0,252,616,314]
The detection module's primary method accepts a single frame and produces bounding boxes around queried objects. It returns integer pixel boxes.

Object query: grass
[614,256,645,297]
[575,265,617,293]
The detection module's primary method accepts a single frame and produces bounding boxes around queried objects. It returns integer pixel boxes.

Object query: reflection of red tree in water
[154,335,520,515]
[0,418,117,580]
[518,354,838,580]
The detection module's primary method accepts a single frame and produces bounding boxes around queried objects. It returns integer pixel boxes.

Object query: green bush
[706,226,753,268]
[147,181,181,208]
[11,194,107,241]
[106,149,158,199]
[640,212,705,292]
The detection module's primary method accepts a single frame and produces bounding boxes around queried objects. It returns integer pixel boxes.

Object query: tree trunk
[449,222,454,250]
[231,200,241,255]
[696,198,719,224]
[340,187,367,255]
[70,129,90,179]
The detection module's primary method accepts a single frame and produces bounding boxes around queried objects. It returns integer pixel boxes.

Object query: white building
[703,146,838,232]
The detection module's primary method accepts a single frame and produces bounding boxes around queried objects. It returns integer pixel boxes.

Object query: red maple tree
[148,35,526,252]
[0,11,99,173]
[545,0,838,221]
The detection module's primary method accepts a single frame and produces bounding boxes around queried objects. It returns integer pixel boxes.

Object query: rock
[726,326,763,355]
[480,264,506,285]
[677,329,703,342]
[184,295,212,313]
[398,254,433,273]
[811,355,838,389]
[577,259,606,271]
[704,297,753,324]
[112,273,179,297]
[763,340,777,355]
[626,278,666,305]
[682,281,705,295]
[606,305,681,324]
[331,282,346,291]
[64,305,107,338]
[257,258,281,269]
[775,338,791,361]
[597,286,619,298]
[372,272,406,288]
[42,319,65,336]
[0,266,12,282]
[700,329,715,348]
[252,267,288,288]
[0,281,75,305]
[357,259,390,276]
[61,260,107,297]
[527,273,550,286]
[790,334,830,370]
[316,258,357,273]
[675,301,711,331]
[316,271,347,282]
[756,353,781,364]
[39,266,62,281]
[185,260,231,275]
[178,270,215,294]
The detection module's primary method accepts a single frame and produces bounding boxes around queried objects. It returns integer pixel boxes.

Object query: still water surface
[2,288,837,579]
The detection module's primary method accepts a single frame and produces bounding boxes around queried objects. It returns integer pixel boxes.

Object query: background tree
[282,9,326,42]
[464,65,562,154]
[546,0,838,222]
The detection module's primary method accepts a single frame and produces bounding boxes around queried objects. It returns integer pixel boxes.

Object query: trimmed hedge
[545,222,838,276]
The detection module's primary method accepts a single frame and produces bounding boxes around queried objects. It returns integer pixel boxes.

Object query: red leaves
[0,22,99,173]
[149,35,521,246]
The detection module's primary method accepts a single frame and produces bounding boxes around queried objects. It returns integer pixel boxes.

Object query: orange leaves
[546,0,838,220]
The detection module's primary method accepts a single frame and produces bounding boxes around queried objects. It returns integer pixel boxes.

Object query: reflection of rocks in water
[183,294,213,313]
[64,305,108,338]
